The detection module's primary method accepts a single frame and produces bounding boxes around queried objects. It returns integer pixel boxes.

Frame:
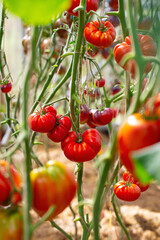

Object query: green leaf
[3,0,71,25]
[131,142,160,184]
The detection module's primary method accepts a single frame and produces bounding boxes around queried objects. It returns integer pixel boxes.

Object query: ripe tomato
[0,160,22,205]
[67,0,98,17]
[0,207,23,240]
[108,0,118,10]
[1,80,12,93]
[107,15,120,27]
[80,104,90,124]
[114,181,141,201]
[111,84,121,95]
[118,113,160,176]
[84,21,116,48]
[88,108,113,127]
[28,106,57,133]
[95,77,105,88]
[101,48,109,59]
[61,129,101,162]
[123,172,149,192]
[30,160,77,219]
[47,115,72,143]
[87,44,99,57]
[114,34,157,78]
[54,18,69,39]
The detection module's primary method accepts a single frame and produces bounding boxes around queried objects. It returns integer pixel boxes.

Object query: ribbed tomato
[67,0,98,17]
[114,181,141,201]
[31,160,77,220]
[61,129,101,162]
[0,207,23,240]
[123,172,149,192]
[118,113,160,176]
[84,21,116,48]
[47,115,72,143]
[114,34,157,78]
[28,106,57,133]
[0,160,22,205]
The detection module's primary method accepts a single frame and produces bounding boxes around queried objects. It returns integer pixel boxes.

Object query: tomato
[84,21,116,49]
[80,104,90,124]
[114,181,141,201]
[88,108,113,127]
[61,129,101,162]
[118,113,160,176]
[123,172,149,192]
[87,44,99,57]
[54,18,69,39]
[30,160,77,219]
[107,15,120,27]
[0,160,22,206]
[0,207,23,240]
[28,106,57,133]
[112,108,117,118]
[47,115,72,143]
[1,80,12,93]
[111,84,121,95]
[114,34,157,78]
[108,0,118,10]
[89,88,100,99]
[95,77,105,88]
[56,65,66,75]
[101,48,109,59]
[22,35,31,54]
[67,0,98,17]
[41,38,51,54]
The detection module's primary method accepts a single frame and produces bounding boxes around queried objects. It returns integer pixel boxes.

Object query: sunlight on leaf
[3,0,71,25]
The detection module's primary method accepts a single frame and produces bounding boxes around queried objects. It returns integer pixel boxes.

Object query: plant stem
[50,220,73,240]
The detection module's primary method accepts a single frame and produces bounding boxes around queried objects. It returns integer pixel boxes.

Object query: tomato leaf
[3,0,71,25]
[131,142,160,184]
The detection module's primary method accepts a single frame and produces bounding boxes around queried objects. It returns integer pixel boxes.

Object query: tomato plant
[114,181,141,201]
[84,21,116,48]
[61,129,101,162]
[30,160,77,219]
[28,106,57,133]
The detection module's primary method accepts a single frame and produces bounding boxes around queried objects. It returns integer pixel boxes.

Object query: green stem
[50,220,72,240]
[69,205,78,240]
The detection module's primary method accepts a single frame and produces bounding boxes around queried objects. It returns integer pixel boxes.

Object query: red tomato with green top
[89,108,113,127]
[67,0,98,17]
[30,160,77,220]
[123,172,149,192]
[0,207,23,240]
[0,160,22,206]
[114,181,141,201]
[28,105,57,133]
[84,21,116,49]
[1,80,12,93]
[61,129,101,162]
[118,113,160,176]
[95,77,105,88]
[47,115,72,143]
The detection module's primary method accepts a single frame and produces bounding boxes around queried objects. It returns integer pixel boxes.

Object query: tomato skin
[0,160,22,205]
[47,115,72,143]
[114,34,157,78]
[28,106,57,133]
[108,0,118,10]
[84,21,116,49]
[123,172,149,192]
[61,129,101,162]
[95,77,105,88]
[89,108,113,127]
[31,160,77,219]
[114,181,141,201]
[1,81,12,93]
[67,0,98,17]
[0,208,23,240]
[118,113,160,175]
[80,104,90,124]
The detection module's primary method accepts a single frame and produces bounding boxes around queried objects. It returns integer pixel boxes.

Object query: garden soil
[13,133,160,240]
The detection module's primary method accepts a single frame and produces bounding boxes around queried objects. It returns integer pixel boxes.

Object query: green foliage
[3,0,71,25]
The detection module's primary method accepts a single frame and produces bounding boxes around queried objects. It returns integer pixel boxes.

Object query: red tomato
[95,77,105,88]
[84,21,116,49]
[1,81,12,93]
[28,106,57,133]
[0,207,23,240]
[30,160,77,219]
[67,0,98,17]
[47,115,72,143]
[111,84,121,95]
[123,172,149,192]
[114,181,141,201]
[80,104,90,124]
[108,0,118,10]
[89,108,113,127]
[118,113,160,176]
[0,160,22,205]
[107,15,120,27]
[87,44,99,57]
[61,129,101,162]
[114,34,157,78]
[101,48,110,59]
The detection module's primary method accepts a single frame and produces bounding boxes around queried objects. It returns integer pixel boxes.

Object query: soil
[13,133,160,240]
